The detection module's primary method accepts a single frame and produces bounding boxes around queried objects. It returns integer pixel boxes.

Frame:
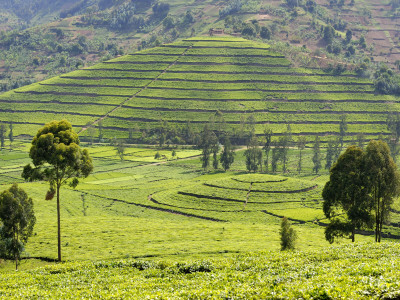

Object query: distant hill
[0,36,397,144]
[0,0,399,96]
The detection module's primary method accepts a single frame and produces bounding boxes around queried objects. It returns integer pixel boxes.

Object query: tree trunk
[376,190,378,242]
[57,184,62,262]
[351,228,355,242]
[15,254,18,271]
[298,151,302,175]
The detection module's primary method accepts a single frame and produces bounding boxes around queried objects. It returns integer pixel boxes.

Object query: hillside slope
[0,0,399,95]
[0,36,396,142]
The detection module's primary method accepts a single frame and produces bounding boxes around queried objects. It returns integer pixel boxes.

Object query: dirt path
[79,45,193,134]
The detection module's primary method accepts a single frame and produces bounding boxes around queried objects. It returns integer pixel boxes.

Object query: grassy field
[1,36,400,141]
[0,139,399,297]
[0,140,398,265]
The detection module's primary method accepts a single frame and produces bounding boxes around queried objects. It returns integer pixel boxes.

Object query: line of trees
[194,114,350,174]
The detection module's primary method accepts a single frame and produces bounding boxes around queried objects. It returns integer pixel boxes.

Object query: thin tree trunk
[57,184,61,262]
[351,229,355,242]
[298,150,302,175]
[14,229,18,270]
[376,189,378,242]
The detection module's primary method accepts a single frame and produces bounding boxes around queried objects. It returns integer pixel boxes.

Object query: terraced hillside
[151,173,323,224]
[1,36,398,140]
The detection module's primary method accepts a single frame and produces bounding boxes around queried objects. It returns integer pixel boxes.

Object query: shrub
[280,217,297,251]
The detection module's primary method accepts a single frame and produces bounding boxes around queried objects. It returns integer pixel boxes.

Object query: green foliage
[263,128,273,172]
[0,184,35,270]
[280,217,296,250]
[374,66,400,96]
[260,26,271,39]
[116,139,126,160]
[4,243,400,298]
[312,135,321,174]
[0,123,6,150]
[22,120,93,261]
[220,136,235,171]
[323,146,372,243]
[345,30,352,43]
[0,36,399,144]
[323,25,335,44]
[339,114,348,149]
[297,136,306,174]
[244,135,262,172]
[325,138,334,170]
[365,140,400,242]
[8,122,13,149]
[152,2,170,19]
[219,0,243,18]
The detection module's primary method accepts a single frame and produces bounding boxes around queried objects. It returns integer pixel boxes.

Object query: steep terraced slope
[0,36,397,140]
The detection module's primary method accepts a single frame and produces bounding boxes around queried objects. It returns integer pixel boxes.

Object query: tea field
[0,141,399,265]
[0,37,398,141]
[2,243,400,299]
[1,140,400,298]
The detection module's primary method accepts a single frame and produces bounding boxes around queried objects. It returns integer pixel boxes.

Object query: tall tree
[325,138,335,170]
[22,120,93,261]
[312,135,321,174]
[8,122,13,150]
[0,184,35,270]
[278,135,290,173]
[244,135,262,172]
[220,136,235,171]
[211,132,219,170]
[263,128,273,173]
[339,114,348,149]
[85,122,96,145]
[0,123,6,150]
[246,114,256,137]
[116,139,126,160]
[271,146,279,173]
[386,114,400,161]
[357,132,365,149]
[365,140,400,242]
[199,124,213,170]
[297,136,306,174]
[322,146,372,243]
[333,136,341,161]
[184,121,194,145]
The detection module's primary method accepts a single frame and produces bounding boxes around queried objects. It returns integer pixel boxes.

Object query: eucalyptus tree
[22,120,93,261]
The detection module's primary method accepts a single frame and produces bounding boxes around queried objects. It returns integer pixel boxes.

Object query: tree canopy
[365,140,400,242]
[323,146,372,243]
[22,120,93,261]
[323,141,400,243]
[0,184,35,270]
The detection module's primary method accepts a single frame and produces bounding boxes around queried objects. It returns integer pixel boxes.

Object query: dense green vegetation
[0,131,400,297]
[2,242,400,298]
[1,37,400,144]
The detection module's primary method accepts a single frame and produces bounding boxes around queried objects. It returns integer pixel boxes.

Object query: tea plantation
[0,37,397,140]
[1,36,400,298]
